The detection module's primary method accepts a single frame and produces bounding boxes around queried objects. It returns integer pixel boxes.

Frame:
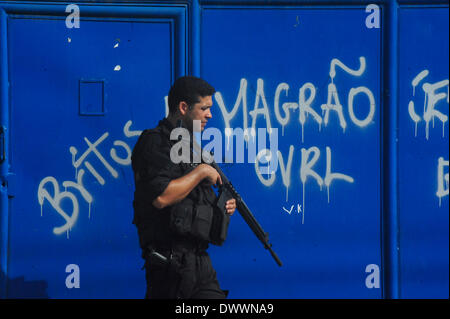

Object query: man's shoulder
[132,122,172,161]
[139,127,162,143]
[136,122,169,146]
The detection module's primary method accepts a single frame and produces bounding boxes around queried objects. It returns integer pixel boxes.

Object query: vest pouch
[191,205,213,241]
[210,208,230,246]
[170,202,194,236]
[219,213,230,243]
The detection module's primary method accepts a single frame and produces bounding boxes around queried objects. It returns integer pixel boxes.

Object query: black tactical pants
[145,249,227,299]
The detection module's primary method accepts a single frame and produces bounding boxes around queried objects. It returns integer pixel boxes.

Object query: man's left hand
[225,199,236,215]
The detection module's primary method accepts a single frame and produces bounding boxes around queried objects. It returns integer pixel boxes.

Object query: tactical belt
[150,239,208,255]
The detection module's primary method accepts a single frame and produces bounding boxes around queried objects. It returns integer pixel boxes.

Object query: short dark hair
[168,76,216,114]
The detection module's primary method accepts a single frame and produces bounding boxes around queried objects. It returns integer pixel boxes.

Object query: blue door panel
[7,15,173,298]
[201,7,381,298]
[398,7,449,299]
[0,1,447,299]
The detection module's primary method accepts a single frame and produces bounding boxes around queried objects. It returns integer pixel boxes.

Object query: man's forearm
[152,165,206,209]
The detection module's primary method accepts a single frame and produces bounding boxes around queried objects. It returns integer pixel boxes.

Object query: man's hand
[199,164,222,186]
[225,198,236,216]
[152,163,220,209]
[200,164,235,215]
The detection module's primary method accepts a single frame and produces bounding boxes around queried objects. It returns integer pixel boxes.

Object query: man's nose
[206,109,212,119]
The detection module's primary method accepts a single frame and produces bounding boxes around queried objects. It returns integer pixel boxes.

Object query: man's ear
[178,101,189,115]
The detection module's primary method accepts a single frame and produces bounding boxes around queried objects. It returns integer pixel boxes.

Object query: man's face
[184,95,213,132]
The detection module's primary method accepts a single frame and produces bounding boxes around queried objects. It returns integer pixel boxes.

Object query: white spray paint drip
[437,157,449,207]
[302,183,305,224]
[67,37,71,43]
[266,148,272,179]
[163,96,169,118]
[408,100,421,137]
[114,65,121,71]
[300,146,323,223]
[274,83,297,137]
[301,125,304,143]
[423,90,427,119]
[225,128,231,151]
[243,128,249,149]
[431,109,437,129]
[321,83,347,133]
[241,127,257,154]
[277,145,294,202]
[299,83,320,143]
[440,121,446,137]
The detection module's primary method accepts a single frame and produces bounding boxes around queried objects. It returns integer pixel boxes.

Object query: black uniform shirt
[131,118,216,249]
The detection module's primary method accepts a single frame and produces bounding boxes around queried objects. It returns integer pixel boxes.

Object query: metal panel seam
[381,0,400,299]
[199,0,391,4]
[190,0,200,76]
[0,8,9,299]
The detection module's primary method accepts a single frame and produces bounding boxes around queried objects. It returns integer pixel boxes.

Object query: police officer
[131,76,236,299]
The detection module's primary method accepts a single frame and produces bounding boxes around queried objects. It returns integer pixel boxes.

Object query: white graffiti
[214,57,376,143]
[282,203,303,221]
[323,57,375,134]
[408,70,449,207]
[37,120,142,237]
[437,157,449,207]
[254,145,354,221]
[38,177,79,236]
[408,70,449,139]
[282,203,302,215]
[215,57,368,220]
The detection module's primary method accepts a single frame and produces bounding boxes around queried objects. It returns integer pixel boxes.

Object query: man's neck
[167,115,194,134]
[165,115,179,129]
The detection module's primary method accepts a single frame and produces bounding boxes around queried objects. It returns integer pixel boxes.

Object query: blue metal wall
[0,0,448,299]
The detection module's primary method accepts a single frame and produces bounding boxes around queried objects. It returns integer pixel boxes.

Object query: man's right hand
[198,164,222,186]
[153,163,222,209]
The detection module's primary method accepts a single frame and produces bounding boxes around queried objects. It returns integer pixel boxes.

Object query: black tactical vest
[131,118,217,250]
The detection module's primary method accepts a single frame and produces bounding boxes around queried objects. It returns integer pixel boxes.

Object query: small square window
[79,80,105,116]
